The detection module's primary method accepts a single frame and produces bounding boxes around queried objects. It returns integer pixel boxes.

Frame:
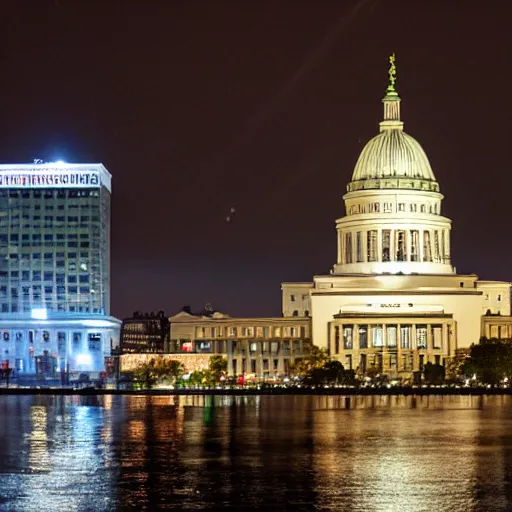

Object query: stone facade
[481,316,512,340]
[169,309,312,378]
[329,314,455,381]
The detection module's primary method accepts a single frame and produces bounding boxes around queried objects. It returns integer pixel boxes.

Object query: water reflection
[1,395,512,510]
[29,406,50,473]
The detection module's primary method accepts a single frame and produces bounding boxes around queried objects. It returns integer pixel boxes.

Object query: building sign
[0,170,100,188]
[339,303,445,314]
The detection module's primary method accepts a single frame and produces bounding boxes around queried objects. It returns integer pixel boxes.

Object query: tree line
[129,337,512,389]
[447,337,512,386]
[130,355,228,389]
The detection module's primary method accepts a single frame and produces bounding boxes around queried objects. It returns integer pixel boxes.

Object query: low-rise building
[120,311,169,354]
[169,305,312,378]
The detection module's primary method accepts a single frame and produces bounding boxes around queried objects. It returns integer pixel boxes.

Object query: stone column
[381,323,387,372]
[419,229,424,262]
[435,230,440,262]
[442,323,448,354]
[426,324,433,351]
[338,230,342,264]
[377,230,383,263]
[227,340,234,376]
[445,229,451,261]
[397,323,402,371]
[406,230,412,262]
[354,324,359,351]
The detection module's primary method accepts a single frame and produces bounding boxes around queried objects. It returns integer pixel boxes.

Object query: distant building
[169,305,312,378]
[0,162,120,380]
[120,311,169,353]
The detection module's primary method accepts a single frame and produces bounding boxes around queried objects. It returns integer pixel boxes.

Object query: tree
[323,360,345,384]
[208,355,227,382]
[290,346,330,378]
[302,367,327,386]
[133,358,159,389]
[188,370,209,386]
[161,359,185,383]
[469,338,512,385]
[133,358,185,389]
[445,348,471,382]
[292,348,359,386]
[423,362,445,385]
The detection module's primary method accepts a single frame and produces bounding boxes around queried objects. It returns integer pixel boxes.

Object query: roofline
[311,290,483,296]
[313,273,479,279]
[169,316,311,323]
[0,162,111,175]
[477,280,512,286]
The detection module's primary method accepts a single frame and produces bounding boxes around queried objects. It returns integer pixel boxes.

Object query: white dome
[352,128,436,182]
[334,56,454,276]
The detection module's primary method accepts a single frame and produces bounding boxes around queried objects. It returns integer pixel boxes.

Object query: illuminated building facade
[170,305,312,378]
[282,55,512,381]
[0,162,120,379]
[121,311,169,353]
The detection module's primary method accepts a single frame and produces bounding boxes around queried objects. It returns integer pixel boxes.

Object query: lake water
[1,394,512,511]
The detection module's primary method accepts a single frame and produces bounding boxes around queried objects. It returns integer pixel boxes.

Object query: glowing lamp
[31,308,47,320]
[76,353,92,366]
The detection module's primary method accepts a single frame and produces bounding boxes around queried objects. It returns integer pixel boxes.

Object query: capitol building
[281,55,512,379]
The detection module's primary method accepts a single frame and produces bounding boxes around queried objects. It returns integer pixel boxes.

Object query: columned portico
[328,314,456,380]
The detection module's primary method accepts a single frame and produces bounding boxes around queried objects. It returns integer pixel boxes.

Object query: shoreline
[0,387,510,397]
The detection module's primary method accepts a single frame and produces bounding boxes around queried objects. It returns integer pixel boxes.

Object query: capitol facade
[282,55,512,380]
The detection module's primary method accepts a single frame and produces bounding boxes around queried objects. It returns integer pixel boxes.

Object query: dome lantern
[381,53,402,129]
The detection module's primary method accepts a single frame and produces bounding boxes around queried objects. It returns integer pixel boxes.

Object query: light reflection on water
[0,394,511,511]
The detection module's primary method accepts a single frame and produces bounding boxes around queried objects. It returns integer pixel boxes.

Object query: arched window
[304,310,310,317]
[292,310,298,317]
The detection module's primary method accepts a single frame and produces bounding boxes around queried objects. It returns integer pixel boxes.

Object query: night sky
[1,0,511,320]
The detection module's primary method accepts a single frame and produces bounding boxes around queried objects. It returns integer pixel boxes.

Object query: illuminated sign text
[0,171,101,188]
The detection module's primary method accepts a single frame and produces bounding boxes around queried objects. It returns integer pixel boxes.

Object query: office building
[121,311,169,353]
[0,162,120,379]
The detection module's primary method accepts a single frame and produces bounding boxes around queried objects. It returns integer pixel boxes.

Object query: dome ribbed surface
[351,129,436,182]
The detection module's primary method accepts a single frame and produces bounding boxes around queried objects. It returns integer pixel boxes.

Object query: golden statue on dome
[387,53,397,92]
